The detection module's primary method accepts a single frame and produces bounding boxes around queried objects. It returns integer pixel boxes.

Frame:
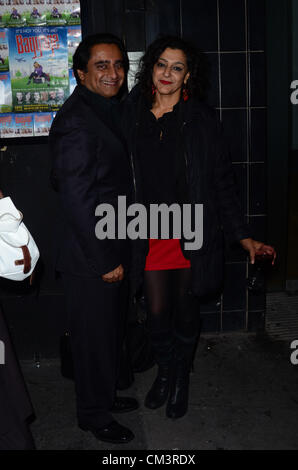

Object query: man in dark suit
[49,34,137,444]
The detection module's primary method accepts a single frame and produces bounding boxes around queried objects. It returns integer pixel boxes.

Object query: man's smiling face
[77,43,125,98]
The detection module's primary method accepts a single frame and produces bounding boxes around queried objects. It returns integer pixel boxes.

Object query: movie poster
[0,112,14,137]
[68,67,75,95]
[0,8,5,28]
[8,26,68,112]
[1,3,26,28]
[0,70,12,112]
[23,4,47,28]
[0,2,81,137]
[67,24,80,68]
[0,28,9,71]
[33,111,53,136]
[0,1,80,27]
[127,51,143,92]
[14,112,34,136]
[46,0,81,27]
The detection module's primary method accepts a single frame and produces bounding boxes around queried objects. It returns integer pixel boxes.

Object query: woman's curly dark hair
[136,35,209,104]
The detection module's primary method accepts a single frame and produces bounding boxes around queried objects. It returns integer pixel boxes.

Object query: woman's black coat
[122,88,250,298]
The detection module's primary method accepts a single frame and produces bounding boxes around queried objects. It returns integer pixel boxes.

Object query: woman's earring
[182,86,189,102]
[152,84,156,95]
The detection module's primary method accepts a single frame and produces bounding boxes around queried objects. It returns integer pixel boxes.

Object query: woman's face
[152,47,190,98]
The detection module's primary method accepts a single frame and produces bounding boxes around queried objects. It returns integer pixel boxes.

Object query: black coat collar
[77,85,118,128]
[126,84,216,126]
[74,85,127,148]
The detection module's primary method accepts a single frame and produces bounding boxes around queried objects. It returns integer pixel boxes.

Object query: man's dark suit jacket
[49,85,132,278]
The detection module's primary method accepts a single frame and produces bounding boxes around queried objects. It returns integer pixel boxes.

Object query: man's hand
[102,264,124,283]
[240,238,276,265]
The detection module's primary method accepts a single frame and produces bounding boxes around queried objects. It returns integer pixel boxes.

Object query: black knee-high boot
[144,330,174,409]
[166,333,197,419]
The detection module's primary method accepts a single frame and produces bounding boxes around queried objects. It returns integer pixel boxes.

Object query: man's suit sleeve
[50,117,121,276]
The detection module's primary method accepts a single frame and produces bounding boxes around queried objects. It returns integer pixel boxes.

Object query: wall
[292,0,298,151]
[286,0,298,291]
[266,0,290,291]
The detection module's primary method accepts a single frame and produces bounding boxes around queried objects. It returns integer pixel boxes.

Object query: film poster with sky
[8,26,68,113]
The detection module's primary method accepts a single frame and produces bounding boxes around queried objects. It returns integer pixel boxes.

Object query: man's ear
[77,69,86,83]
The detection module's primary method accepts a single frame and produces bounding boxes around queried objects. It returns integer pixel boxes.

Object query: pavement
[21,331,298,450]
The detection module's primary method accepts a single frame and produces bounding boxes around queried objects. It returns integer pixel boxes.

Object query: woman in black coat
[122,36,276,420]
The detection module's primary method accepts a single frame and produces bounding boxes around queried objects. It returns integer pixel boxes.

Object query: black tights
[144,269,200,341]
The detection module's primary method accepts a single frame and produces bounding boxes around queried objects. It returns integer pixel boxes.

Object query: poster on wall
[0,112,14,137]
[46,0,81,27]
[8,26,69,113]
[14,112,34,136]
[0,71,12,112]
[127,51,143,92]
[68,67,76,94]
[0,1,80,28]
[0,1,81,137]
[33,111,53,136]
[67,24,80,68]
[0,28,9,71]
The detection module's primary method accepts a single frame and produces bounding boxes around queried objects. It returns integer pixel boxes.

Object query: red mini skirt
[145,239,191,271]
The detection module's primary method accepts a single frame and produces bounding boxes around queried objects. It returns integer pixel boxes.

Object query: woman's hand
[240,238,276,265]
